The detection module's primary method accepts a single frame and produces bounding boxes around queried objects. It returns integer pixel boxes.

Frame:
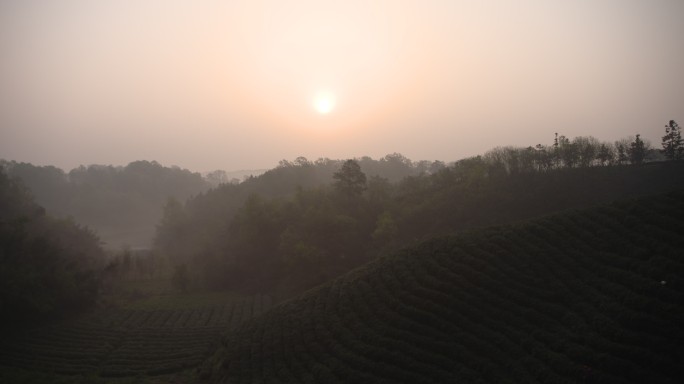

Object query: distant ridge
[218,169,268,182]
[205,190,684,383]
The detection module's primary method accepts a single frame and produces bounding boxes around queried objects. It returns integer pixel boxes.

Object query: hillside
[1,154,429,250]
[204,191,684,383]
[155,160,684,296]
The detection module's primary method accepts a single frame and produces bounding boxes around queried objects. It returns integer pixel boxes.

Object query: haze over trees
[154,131,683,298]
[1,0,683,381]
[333,159,368,197]
[3,128,661,256]
[0,160,211,249]
[1,125,683,382]
[0,167,105,325]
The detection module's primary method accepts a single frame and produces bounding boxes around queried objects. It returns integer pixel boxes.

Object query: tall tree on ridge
[661,120,683,161]
[629,134,646,165]
[333,160,367,198]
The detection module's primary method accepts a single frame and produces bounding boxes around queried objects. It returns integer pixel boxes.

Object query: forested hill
[204,190,684,384]
[156,160,684,296]
[0,154,431,249]
[0,160,211,249]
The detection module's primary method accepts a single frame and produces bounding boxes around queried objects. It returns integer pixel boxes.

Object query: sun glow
[313,91,336,114]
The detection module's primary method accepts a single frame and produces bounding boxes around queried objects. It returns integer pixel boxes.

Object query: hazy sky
[1,0,683,172]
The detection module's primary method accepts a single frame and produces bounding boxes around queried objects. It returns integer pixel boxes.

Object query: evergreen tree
[661,120,683,161]
[552,133,560,167]
[333,160,367,197]
[615,140,629,164]
[628,134,646,165]
[596,143,614,166]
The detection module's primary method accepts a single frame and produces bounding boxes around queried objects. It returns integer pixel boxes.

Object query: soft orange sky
[1,0,683,171]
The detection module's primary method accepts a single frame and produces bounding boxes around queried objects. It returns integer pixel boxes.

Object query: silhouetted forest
[3,131,680,305]
[154,133,684,297]
[1,127,683,382]
[0,155,440,250]
[0,167,105,325]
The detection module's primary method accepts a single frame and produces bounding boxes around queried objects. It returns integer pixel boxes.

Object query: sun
[313,91,336,114]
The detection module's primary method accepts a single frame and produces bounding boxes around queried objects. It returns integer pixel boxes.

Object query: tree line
[2,121,680,323]
[154,122,684,297]
[0,160,211,249]
[0,167,105,325]
[482,120,682,175]
[482,128,669,175]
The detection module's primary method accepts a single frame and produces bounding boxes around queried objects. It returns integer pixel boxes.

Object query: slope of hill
[204,191,684,383]
[155,160,684,297]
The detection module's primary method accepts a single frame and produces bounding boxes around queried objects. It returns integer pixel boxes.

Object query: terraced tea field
[205,191,684,383]
[0,294,272,380]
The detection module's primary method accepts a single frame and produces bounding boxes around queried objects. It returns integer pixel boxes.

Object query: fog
[2,3,684,380]
[1,0,683,171]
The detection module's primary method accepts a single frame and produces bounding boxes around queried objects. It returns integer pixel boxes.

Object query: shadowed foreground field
[204,191,684,383]
[0,294,271,382]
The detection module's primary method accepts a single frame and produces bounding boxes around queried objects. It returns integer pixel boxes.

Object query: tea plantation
[0,294,272,382]
[205,191,684,383]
